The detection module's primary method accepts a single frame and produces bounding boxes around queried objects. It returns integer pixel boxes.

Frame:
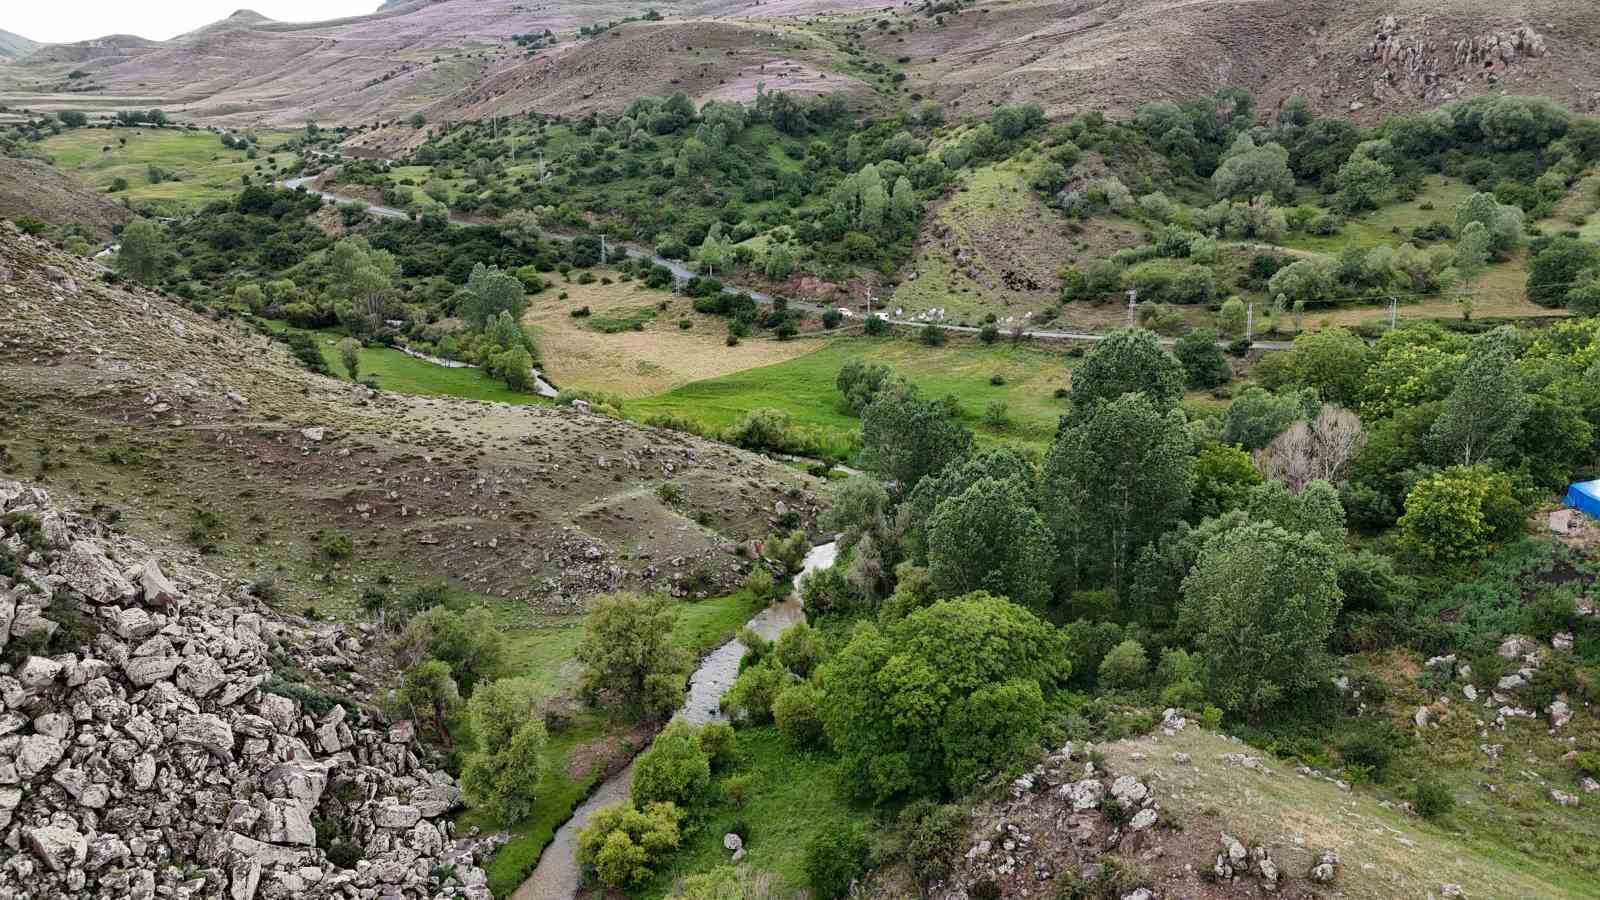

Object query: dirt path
[511,541,838,900]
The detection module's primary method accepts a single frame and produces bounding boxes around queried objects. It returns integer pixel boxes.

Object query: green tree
[1211,141,1294,200]
[1526,235,1600,308]
[632,720,712,808]
[459,262,528,327]
[773,682,826,748]
[1218,296,1248,338]
[1453,221,1490,299]
[860,385,973,490]
[336,338,361,380]
[1334,154,1392,213]
[805,826,871,900]
[926,477,1054,609]
[1245,479,1346,542]
[460,677,547,825]
[1427,327,1529,466]
[1069,328,1185,413]
[1190,442,1263,519]
[1178,520,1342,714]
[1397,465,1525,563]
[1285,327,1371,406]
[1098,639,1148,688]
[819,475,890,551]
[576,801,683,888]
[400,605,506,694]
[1174,328,1231,388]
[116,218,169,283]
[1454,192,1524,259]
[818,593,1068,801]
[401,658,458,742]
[1219,386,1316,450]
[1042,393,1192,592]
[575,593,689,719]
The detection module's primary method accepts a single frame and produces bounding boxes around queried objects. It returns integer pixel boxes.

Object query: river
[510,540,838,900]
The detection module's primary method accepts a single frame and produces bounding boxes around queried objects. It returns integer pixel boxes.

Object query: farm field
[37,126,303,210]
[627,335,1078,454]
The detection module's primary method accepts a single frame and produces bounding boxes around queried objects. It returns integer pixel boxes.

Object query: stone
[175,713,235,758]
[1549,509,1574,534]
[26,825,87,872]
[1109,775,1148,804]
[114,607,157,641]
[16,733,66,779]
[1413,706,1431,728]
[230,857,262,900]
[300,426,325,442]
[411,783,462,818]
[1553,632,1575,652]
[123,655,180,687]
[372,801,422,829]
[258,798,316,845]
[387,720,416,744]
[56,540,137,604]
[1462,684,1478,701]
[177,655,227,697]
[1128,808,1157,831]
[263,761,330,811]
[1496,635,1540,660]
[1310,850,1340,883]
[1552,789,1581,807]
[1550,699,1573,730]
[723,832,744,853]
[137,559,180,605]
[1497,673,1526,691]
[1063,779,1104,811]
[15,655,62,688]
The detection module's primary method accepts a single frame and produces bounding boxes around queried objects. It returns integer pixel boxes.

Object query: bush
[804,825,871,900]
[1411,778,1455,820]
[632,721,712,808]
[576,801,684,888]
[697,721,738,771]
[773,682,826,749]
[722,659,787,725]
[775,621,822,677]
[1098,639,1148,689]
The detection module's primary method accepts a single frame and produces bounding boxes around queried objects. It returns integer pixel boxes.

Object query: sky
[2,1,381,44]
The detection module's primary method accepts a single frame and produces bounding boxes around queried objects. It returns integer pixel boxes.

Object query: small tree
[632,721,712,808]
[576,593,689,719]
[116,218,169,283]
[1174,329,1231,389]
[460,677,547,825]
[401,659,458,743]
[576,801,683,888]
[1397,465,1524,563]
[336,338,361,380]
[1098,639,1148,688]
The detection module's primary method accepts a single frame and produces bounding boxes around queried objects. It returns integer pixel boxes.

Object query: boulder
[123,654,180,687]
[26,825,87,872]
[372,801,422,829]
[1310,849,1340,884]
[1496,635,1540,660]
[136,559,181,605]
[16,655,62,688]
[175,713,235,758]
[263,761,330,811]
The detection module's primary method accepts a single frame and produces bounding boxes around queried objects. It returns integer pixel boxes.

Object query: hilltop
[4,1,1600,130]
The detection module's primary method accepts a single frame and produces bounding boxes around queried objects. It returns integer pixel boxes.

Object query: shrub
[773,682,826,749]
[774,621,822,677]
[697,721,738,771]
[575,801,683,888]
[722,659,787,725]
[1098,639,1148,689]
[632,721,712,808]
[1411,778,1455,820]
[804,825,871,900]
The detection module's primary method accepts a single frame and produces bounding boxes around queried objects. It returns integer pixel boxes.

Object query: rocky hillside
[0,220,818,614]
[0,477,501,899]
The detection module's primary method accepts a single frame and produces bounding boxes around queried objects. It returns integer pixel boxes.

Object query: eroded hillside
[0,221,820,612]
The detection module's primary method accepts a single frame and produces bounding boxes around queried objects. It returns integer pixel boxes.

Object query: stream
[510,540,837,900]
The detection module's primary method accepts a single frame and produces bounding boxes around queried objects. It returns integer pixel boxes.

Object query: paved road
[284,173,1293,351]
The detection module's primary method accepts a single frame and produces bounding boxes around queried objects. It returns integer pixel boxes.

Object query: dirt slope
[0,220,821,611]
[0,156,132,239]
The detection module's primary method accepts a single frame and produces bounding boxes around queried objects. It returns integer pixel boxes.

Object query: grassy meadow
[38,126,303,211]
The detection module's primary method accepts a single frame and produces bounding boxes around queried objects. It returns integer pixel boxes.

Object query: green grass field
[627,335,1076,455]
[39,127,303,211]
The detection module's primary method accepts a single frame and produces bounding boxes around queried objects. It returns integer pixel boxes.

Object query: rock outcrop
[0,480,496,899]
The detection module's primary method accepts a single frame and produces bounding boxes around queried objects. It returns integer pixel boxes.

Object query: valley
[5,2,1600,900]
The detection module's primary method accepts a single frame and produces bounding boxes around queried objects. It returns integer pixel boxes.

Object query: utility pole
[1246,301,1254,342]
[1389,297,1398,330]
[865,291,873,319]
[1125,289,1137,329]
[600,234,608,264]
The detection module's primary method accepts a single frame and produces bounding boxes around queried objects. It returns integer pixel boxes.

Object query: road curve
[282,174,1292,352]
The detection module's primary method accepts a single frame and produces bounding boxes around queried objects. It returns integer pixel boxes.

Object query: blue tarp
[1566,480,1600,520]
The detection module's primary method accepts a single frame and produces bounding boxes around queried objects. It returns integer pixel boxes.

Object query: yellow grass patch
[523,272,826,397]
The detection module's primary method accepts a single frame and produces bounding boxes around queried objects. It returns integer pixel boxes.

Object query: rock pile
[1367,16,1550,104]
[0,480,495,899]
